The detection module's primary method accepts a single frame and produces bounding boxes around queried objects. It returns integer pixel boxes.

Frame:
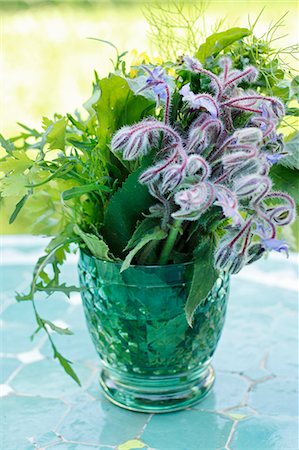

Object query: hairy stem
[159,219,182,264]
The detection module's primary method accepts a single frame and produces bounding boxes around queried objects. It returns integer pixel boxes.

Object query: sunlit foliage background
[1,0,298,234]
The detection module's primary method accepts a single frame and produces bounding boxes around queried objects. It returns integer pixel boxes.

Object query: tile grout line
[224,419,238,450]
[137,413,154,439]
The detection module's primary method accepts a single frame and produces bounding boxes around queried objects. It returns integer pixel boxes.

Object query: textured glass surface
[78,250,230,412]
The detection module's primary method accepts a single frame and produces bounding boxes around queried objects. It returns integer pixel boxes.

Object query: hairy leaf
[196,28,252,62]
[270,165,299,206]
[102,161,155,256]
[281,132,299,170]
[93,74,154,147]
[185,234,218,326]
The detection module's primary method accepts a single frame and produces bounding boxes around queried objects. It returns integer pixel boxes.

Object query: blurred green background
[1,0,298,234]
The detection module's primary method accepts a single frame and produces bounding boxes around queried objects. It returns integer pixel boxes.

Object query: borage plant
[0,51,296,385]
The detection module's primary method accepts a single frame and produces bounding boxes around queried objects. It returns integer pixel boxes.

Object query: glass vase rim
[79,248,195,270]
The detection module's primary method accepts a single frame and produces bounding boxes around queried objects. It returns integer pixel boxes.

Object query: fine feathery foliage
[1,17,298,383]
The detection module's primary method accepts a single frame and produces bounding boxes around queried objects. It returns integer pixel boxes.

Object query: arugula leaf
[53,347,81,386]
[185,234,218,326]
[0,134,14,154]
[9,193,30,224]
[121,218,167,272]
[74,225,112,261]
[196,28,252,62]
[43,319,74,335]
[62,183,111,201]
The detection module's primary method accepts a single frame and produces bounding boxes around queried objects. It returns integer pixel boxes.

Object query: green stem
[159,219,182,265]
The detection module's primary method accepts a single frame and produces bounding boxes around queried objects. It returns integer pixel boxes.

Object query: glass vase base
[99,365,215,413]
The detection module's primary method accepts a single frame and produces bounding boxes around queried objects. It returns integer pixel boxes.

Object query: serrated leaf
[44,117,66,150]
[185,235,218,326]
[121,221,167,272]
[0,173,28,197]
[0,151,33,175]
[196,27,252,62]
[93,74,155,146]
[74,225,112,261]
[102,159,155,256]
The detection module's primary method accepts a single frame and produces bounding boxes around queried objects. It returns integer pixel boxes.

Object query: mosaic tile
[2,395,67,450]
[249,378,298,417]
[141,410,232,450]
[57,396,150,447]
[1,238,298,450]
[197,372,248,411]
[0,357,20,383]
[10,359,91,398]
[230,415,299,450]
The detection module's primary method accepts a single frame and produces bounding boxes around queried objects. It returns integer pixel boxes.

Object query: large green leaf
[281,132,299,170]
[270,165,299,206]
[92,74,154,146]
[185,235,218,326]
[196,28,252,62]
[121,218,167,272]
[102,161,155,257]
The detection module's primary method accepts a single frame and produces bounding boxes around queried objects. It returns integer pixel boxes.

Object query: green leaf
[62,183,111,201]
[102,159,155,256]
[270,165,299,206]
[0,151,33,175]
[185,235,218,326]
[43,117,66,150]
[9,193,30,224]
[290,75,299,101]
[281,132,299,170]
[0,134,14,154]
[121,219,167,272]
[53,348,81,386]
[286,108,299,117]
[74,225,112,261]
[92,74,154,147]
[67,138,97,152]
[32,283,82,298]
[43,319,74,335]
[196,28,252,62]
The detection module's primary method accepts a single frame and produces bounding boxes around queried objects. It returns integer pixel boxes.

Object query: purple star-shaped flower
[262,238,289,257]
[265,153,284,165]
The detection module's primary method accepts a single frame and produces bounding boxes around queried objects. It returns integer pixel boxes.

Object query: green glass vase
[78,250,230,413]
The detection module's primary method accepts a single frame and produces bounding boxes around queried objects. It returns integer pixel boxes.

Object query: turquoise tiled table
[1,236,298,450]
